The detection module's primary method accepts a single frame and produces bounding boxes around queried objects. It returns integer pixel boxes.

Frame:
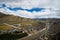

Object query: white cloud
[0,0,60,18]
[0,0,60,9]
[0,7,60,18]
[0,0,51,9]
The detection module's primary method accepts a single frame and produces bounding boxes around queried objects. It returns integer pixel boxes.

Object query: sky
[0,0,60,18]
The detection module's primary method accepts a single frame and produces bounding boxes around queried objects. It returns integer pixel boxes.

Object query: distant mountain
[34,18,60,22]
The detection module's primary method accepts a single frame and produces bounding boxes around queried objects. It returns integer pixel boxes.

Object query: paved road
[18,28,46,40]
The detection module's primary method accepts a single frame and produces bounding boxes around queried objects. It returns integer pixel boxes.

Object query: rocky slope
[0,12,45,31]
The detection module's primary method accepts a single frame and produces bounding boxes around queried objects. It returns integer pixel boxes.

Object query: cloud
[0,0,60,9]
[0,6,59,18]
[0,0,51,9]
[0,0,60,18]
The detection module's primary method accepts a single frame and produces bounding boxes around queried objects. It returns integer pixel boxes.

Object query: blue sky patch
[0,4,6,8]
[25,8,45,12]
[8,7,45,12]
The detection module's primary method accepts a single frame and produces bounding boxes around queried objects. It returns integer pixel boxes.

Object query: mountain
[0,12,60,35]
[0,12,32,23]
[34,18,60,22]
[0,12,41,31]
[0,12,7,18]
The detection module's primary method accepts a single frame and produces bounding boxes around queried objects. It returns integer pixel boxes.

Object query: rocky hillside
[0,12,33,23]
[0,12,45,31]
